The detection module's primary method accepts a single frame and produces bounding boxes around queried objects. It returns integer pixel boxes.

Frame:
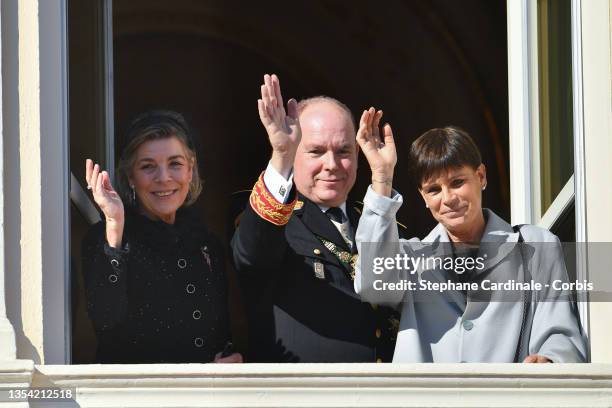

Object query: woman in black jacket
[82,110,242,364]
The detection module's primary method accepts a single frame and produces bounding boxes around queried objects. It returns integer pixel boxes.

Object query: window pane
[552,202,576,247]
[537,0,574,214]
[69,0,109,363]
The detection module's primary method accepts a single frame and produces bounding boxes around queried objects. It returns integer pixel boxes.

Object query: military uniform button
[194,337,204,347]
[462,320,474,331]
[313,248,321,255]
[177,258,187,269]
[108,274,118,283]
[192,310,202,320]
[375,328,382,338]
[110,259,119,267]
[376,358,382,363]
[186,284,196,294]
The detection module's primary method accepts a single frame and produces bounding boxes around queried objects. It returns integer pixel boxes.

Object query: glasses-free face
[129,137,193,224]
[419,164,487,241]
[293,102,358,207]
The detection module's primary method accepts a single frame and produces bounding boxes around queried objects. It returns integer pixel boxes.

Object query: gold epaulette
[249,171,297,226]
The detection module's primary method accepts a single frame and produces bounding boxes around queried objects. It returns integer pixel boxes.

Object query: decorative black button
[108,274,118,283]
[110,259,119,267]
[186,284,195,294]
[194,337,204,347]
[177,258,187,269]
[192,310,202,320]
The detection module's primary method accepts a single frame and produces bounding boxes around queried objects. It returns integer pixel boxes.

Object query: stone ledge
[25,364,612,407]
[0,360,34,386]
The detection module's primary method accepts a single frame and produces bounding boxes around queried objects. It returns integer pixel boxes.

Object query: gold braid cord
[249,171,297,226]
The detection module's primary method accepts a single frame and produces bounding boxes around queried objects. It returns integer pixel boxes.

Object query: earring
[425,204,429,208]
[482,185,486,191]
[130,185,136,203]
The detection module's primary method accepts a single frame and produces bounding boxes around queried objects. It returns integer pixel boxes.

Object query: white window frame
[538,176,574,230]
[10,0,600,367]
[507,0,589,346]
[569,0,589,337]
[508,0,537,226]
[40,0,71,364]
[3,0,612,403]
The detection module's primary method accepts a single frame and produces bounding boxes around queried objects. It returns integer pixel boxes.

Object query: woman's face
[129,137,193,224]
[419,164,487,237]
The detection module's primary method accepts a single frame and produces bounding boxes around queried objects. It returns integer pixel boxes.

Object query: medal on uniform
[313,261,325,279]
[316,236,358,281]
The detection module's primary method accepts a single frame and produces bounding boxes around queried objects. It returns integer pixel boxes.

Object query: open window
[69,0,511,363]
[508,0,589,348]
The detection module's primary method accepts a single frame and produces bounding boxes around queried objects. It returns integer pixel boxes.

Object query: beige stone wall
[17,0,44,364]
[584,0,612,363]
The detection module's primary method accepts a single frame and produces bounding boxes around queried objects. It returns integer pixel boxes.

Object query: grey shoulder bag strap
[513,224,532,362]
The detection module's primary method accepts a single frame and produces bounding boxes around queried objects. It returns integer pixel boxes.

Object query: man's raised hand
[258,74,301,178]
[356,107,397,197]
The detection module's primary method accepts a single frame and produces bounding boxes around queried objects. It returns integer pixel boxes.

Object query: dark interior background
[71,0,509,362]
[113,0,509,239]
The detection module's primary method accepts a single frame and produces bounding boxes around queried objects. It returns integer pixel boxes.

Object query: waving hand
[258,74,301,178]
[85,159,125,247]
[356,107,397,197]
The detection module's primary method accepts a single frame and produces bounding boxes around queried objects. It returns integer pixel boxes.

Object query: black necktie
[325,207,346,224]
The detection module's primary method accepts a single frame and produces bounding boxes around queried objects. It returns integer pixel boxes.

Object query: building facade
[0,0,611,406]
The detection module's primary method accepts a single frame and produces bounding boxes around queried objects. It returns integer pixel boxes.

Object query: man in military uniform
[231,74,399,362]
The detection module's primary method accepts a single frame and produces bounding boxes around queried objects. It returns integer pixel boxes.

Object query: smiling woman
[412,127,488,243]
[355,117,586,363]
[81,111,242,364]
[127,137,194,224]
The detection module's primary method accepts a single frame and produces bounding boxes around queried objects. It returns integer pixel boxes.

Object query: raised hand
[257,74,300,178]
[356,107,397,197]
[85,159,125,247]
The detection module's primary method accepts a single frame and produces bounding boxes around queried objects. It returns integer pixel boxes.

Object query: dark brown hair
[117,110,202,207]
[409,126,482,187]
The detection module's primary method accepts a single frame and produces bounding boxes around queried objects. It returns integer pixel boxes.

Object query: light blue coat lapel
[422,209,520,273]
[478,209,520,273]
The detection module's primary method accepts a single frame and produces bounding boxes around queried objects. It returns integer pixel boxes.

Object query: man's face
[293,101,357,207]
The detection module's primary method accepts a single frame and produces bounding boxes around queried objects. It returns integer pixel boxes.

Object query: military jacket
[231,193,399,363]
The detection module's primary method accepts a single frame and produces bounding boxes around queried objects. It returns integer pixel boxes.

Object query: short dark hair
[409,126,482,187]
[117,110,202,207]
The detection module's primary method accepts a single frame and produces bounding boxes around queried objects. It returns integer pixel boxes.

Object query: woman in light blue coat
[353,109,586,363]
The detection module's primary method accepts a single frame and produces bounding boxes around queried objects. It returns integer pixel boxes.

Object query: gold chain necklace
[316,236,358,281]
